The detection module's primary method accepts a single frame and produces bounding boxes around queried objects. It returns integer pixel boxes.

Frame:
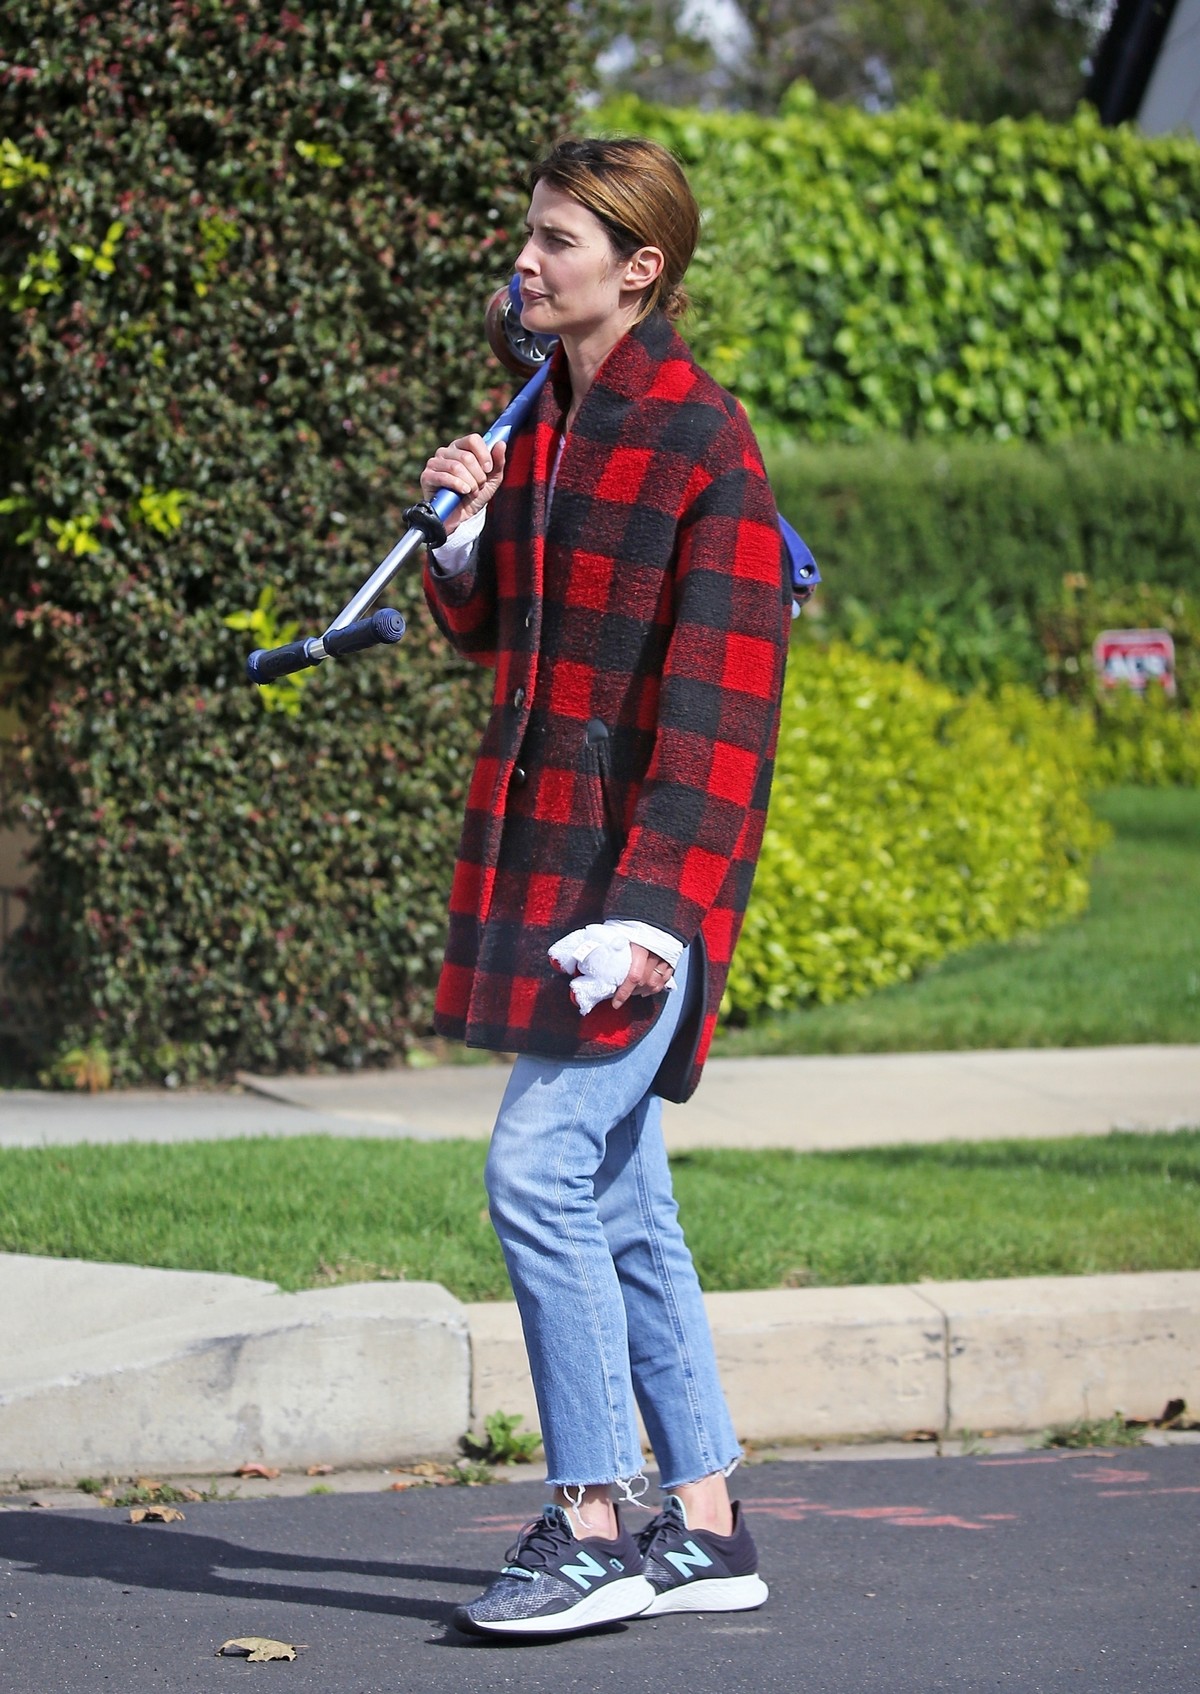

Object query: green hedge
[726,646,1108,1020]
[592,91,1200,445]
[764,439,1200,785]
[0,1,577,1083]
[765,439,1200,620]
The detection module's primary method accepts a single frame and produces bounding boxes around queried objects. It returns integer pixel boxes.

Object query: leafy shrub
[1040,577,1200,786]
[593,90,1200,444]
[764,438,1200,617]
[725,645,1107,1020]
[767,439,1200,787]
[0,1,577,1082]
[1087,688,1200,788]
[1037,577,1199,710]
[825,582,1045,696]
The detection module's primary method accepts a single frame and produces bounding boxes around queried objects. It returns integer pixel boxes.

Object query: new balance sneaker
[452,1504,655,1637]
[637,1494,769,1616]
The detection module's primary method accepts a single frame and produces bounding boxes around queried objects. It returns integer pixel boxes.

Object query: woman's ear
[622,244,665,294]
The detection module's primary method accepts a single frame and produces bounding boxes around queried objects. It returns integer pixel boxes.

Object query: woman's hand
[419,434,507,534]
[611,943,674,1010]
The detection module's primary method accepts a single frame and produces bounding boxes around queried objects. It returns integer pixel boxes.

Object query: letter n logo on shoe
[560,1549,608,1591]
[665,1540,714,1579]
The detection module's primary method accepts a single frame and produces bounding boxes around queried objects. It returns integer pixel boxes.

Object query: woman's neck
[560,311,640,427]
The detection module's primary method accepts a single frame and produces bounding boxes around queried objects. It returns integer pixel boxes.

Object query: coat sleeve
[421,520,500,669]
[603,410,790,941]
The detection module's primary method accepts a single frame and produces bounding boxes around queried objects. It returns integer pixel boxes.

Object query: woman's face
[514,179,657,344]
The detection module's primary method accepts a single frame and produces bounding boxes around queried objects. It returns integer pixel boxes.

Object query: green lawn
[713,787,1200,1057]
[1,1130,1196,1300]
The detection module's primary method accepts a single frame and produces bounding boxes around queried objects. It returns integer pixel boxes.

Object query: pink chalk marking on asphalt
[980,1450,1125,1467]
[743,1498,998,1531]
[1097,1486,1200,1498]
[1072,1468,1152,1485]
[891,1515,994,1530]
[978,1456,1075,1466]
[457,1514,538,1535]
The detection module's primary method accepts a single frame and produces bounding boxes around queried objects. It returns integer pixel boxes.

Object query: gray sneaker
[453,1504,655,1637]
[637,1494,769,1616]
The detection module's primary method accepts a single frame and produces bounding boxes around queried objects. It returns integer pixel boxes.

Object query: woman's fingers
[611,944,673,1009]
[419,437,506,534]
[420,434,504,505]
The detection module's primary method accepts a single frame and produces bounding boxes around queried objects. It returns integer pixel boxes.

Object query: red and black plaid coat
[422,310,790,1102]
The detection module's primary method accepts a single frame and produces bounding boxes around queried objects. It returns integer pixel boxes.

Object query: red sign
[1092,629,1176,696]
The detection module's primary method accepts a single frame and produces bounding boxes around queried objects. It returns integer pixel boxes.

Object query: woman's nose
[514,239,537,277]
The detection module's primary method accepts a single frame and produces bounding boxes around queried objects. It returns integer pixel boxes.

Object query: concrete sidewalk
[3,1043,1197,1151]
[1,1044,1197,1480]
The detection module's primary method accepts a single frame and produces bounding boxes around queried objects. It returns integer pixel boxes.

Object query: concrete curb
[0,1256,468,1481]
[3,1255,1197,1480]
[470,1272,1200,1445]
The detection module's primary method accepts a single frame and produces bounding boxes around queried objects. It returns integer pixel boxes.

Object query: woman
[420,137,790,1637]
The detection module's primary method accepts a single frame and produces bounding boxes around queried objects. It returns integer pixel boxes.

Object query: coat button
[512,686,525,709]
[525,610,534,630]
[511,766,527,786]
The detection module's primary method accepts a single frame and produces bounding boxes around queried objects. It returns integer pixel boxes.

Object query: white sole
[640,1573,770,1616]
[464,1573,656,1636]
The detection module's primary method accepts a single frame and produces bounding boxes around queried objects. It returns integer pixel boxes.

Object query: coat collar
[543,309,688,432]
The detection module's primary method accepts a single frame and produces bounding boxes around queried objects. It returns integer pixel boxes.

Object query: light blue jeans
[484,948,741,1490]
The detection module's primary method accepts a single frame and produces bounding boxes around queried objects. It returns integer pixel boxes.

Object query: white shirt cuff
[603,918,684,968]
[430,506,486,576]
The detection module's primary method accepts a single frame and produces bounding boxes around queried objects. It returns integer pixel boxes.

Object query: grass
[1033,1416,1146,1450]
[712,787,1200,1056]
[1,1129,1196,1300]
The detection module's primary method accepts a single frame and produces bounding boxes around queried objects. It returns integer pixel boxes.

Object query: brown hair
[529,137,701,322]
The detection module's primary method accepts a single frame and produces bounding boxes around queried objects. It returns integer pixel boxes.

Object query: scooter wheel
[484,284,555,377]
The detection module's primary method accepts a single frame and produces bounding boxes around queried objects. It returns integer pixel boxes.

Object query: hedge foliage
[0,0,578,1082]
[764,439,1200,785]
[593,90,1200,445]
[765,439,1200,618]
[725,646,1108,1020]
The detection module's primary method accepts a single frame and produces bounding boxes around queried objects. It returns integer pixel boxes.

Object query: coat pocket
[584,718,625,850]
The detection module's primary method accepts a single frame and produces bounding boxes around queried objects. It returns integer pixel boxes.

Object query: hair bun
[663,283,690,322]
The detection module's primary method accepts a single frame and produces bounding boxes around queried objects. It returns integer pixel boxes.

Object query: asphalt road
[1,1446,1196,1693]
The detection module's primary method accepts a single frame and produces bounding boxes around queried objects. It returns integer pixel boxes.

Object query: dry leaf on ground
[218,1637,298,1662]
[305,1464,334,1476]
[129,1505,185,1524]
[234,1462,281,1479]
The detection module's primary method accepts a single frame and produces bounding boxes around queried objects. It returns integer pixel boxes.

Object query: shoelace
[501,1510,574,1578]
[635,1509,673,1555]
